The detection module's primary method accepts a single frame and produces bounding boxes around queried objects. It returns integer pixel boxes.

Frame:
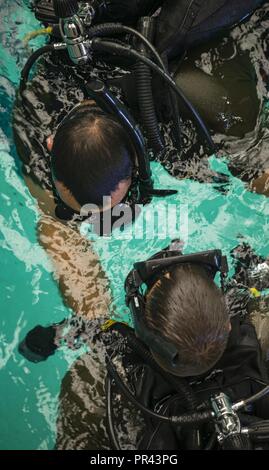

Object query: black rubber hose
[105,375,121,450]
[233,385,269,411]
[119,327,200,449]
[91,39,215,153]
[87,23,180,153]
[248,420,269,433]
[135,17,164,154]
[136,62,164,153]
[20,44,56,95]
[109,323,200,449]
[117,326,197,411]
[204,433,217,450]
[221,433,252,450]
[87,23,166,70]
[247,420,269,443]
[106,357,212,425]
[89,33,165,153]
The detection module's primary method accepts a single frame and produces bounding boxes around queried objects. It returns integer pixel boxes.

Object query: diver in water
[12,0,269,318]
[19,241,269,450]
[15,0,269,215]
[19,0,269,194]
[117,242,269,450]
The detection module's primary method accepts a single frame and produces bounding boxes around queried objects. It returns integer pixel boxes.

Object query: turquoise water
[0,0,269,450]
[0,1,80,450]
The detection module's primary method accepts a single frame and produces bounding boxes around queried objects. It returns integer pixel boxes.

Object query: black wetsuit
[13,0,269,195]
[53,243,269,450]
[54,297,269,450]
[122,314,269,450]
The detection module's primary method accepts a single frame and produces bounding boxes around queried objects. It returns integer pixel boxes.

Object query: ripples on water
[0,0,269,450]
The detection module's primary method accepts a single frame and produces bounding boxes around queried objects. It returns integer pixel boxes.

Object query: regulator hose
[233,385,269,411]
[221,433,252,450]
[136,17,164,153]
[113,324,197,411]
[106,355,213,426]
[111,324,200,449]
[86,22,166,70]
[87,22,181,153]
[19,43,66,95]
[91,38,215,153]
[247,420,269,443]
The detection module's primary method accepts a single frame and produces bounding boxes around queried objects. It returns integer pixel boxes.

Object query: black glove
[19,324,59,362]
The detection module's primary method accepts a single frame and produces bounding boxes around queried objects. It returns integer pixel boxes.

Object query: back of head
[145,263,229,377]
[51,106,135,207]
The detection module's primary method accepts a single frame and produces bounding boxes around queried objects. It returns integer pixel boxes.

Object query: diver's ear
[46,135,54,152]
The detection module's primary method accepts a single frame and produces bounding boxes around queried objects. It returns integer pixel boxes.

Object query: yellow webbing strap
[249,287,261,298]
[100,319,130,332]
[23,27,53,46]
[100,319,118,331]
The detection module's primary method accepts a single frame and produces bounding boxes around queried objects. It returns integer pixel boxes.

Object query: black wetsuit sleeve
[13,89,53,190]
[12,56,86,191]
